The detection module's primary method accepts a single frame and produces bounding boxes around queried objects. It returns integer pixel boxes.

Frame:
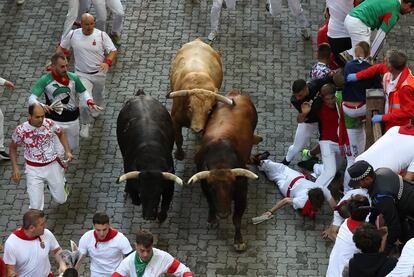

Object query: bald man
[9,103,73,210]
[58,13,117,138]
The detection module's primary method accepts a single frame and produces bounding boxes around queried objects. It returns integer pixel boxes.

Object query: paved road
[1,0,413,276]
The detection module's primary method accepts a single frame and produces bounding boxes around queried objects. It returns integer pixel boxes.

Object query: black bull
[116,91,182,223]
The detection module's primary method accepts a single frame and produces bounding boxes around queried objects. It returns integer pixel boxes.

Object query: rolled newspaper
[252,214,274,225]
[50,100,64,115]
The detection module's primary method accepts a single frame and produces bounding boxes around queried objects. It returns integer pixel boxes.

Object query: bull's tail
[135,89,146,96]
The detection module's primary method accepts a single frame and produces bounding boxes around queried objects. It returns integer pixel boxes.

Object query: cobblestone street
[1,0,414,276]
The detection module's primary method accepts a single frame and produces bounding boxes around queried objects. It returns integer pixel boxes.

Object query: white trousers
[210,0,236,33]
[77,72,106,124]
[259,159,301,194]
[285,122,319,162]
[25,161,67,210]
[344,15,371,57]
[61,0,80,41]
[313,140,345,189]
[343,128,366,192]
[268,0,309,28]
[88,0,125,34]
[0,107,4,152]
[54,119,80,157]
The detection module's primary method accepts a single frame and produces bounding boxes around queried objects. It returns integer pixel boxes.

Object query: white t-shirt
[114,248,192,277]
[332,188,370,227]
[387,238,414,276]
[12,119,61,163]
[79,230,133,277]
[326,219,360,277]
[3,229,60,277]
[356,126,414,173]
[326,0,354,38]
[60,28,116,74]
[279,177,331,210]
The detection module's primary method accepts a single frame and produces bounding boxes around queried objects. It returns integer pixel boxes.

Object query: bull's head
[168,89,234,133]
[187,168,257,218]
[117,171,183,221]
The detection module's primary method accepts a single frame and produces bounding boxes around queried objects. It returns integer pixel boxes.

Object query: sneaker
[301,28,311,40]
[0,151,10,160]
[302,148,312,161]
[207,32,218,42]
[80,124,90,138]
[281,158,290,166]
[72,21,81,28]
[16,0,25,5]
[249,151,270,165]
[110,33,122,47]
[222,1,227,9]
[64,182,71,197]
[297,157,319,172]
[339,51,353,64]
[265,3,270,12]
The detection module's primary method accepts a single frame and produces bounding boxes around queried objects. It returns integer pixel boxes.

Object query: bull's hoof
[234,241,247,252]
[207,219,219,229]
[174,149,185,160]
[158,211,167,223]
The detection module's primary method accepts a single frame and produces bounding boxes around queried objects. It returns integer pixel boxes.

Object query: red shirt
[318,103,339,142]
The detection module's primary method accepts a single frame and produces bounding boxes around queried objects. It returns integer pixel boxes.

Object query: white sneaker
[16,0,25,5]
[80,124,90,138]
[301,28,311,40]
[207,32,218,42]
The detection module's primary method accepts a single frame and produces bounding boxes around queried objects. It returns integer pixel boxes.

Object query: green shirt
[350,0,400,32]
[31,72,86,121]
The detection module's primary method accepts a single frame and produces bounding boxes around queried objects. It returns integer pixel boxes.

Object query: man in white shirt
[58,13,117,138]
[112,229,193,277]
[76,212,133,277]
[387,237,414,276]
[3,209,65,277]
[251,154,336,220]
[326,195,370,277]
[9,103,74,210]
[0,77,15,160]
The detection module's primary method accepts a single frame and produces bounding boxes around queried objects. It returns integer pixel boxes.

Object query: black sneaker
[281,158,290,166]
[265,3,270,12]
[249,151,271,165]
[0,151,10,160]
[297,157,319,172]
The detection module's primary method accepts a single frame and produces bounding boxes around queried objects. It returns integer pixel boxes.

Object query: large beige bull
[168,39,233,160]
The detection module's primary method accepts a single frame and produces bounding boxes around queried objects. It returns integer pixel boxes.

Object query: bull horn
[162,172,183,187]
[187,171,210,185]
[230,168,258,180]
[215,94,234,105]
[116,171,140,184]
[168,90,189,98]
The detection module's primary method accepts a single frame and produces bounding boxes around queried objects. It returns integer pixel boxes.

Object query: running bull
[188,90,262,251]
[168,38,234,160]
[116,90,182,223]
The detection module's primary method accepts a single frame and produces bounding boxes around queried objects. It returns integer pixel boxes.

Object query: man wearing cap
[348,160,414,253]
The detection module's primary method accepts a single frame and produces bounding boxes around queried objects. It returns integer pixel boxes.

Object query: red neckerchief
[399,124,414,136]
[338,101,352,157]
[13,228,44,248]
[51,70,69,86]
[94,228,118,248]
[301,200,316,218]
[346,218,363,233]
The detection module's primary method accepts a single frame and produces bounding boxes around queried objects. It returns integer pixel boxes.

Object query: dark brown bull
[168,39,233,160]
[188,89,262,251]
